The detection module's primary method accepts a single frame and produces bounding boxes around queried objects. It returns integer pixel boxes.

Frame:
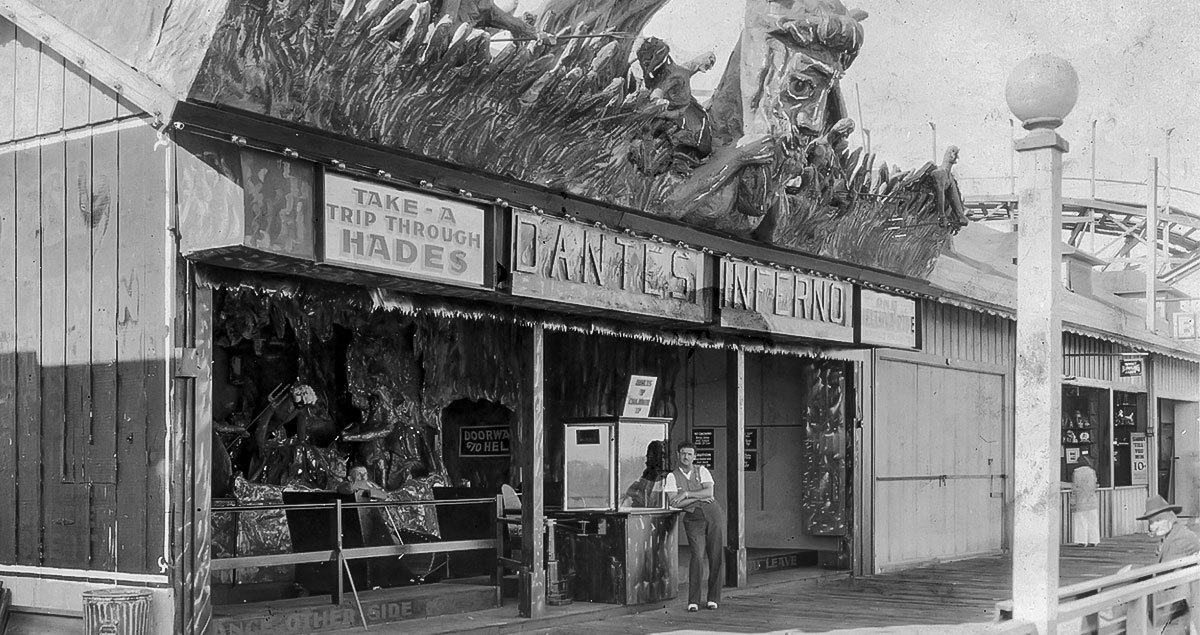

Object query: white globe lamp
[1005,55,1079,130]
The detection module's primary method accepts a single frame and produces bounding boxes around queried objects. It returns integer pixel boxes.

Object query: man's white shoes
[706,601,718,610]
[687,603,699,612]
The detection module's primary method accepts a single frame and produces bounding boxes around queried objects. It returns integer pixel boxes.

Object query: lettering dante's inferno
[510,211,709,322]
[323,174,487,287]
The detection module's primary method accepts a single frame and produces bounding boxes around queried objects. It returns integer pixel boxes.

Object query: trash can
[82,588,152,635]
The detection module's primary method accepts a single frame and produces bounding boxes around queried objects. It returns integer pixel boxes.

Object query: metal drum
[82,588,152,635]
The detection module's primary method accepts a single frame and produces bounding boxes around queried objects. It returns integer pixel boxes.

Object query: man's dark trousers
[683,501,725,605]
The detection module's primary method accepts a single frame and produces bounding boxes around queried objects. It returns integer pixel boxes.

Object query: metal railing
[995,553,1200,633]
[212,495,504,609]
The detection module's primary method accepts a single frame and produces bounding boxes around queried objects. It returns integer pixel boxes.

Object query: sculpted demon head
[744,0,866,142]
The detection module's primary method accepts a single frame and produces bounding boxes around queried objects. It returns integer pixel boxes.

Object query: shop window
[1062,386,1109,487]
[1112,391,1147,487]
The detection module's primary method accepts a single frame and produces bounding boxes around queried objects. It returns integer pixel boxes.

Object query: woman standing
[1071,454,1100,546]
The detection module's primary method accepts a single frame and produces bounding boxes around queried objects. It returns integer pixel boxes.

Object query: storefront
[0,3,980,632]
[1055,333,1200,545]
[171,127,885,631]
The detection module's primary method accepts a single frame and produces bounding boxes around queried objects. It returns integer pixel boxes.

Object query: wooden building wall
[869,300,1015,572]
[0,18,171,575]
[1062,332,1146,391]
[1155,355,1199,402]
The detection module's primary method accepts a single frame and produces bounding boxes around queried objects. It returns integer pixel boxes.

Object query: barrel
[82,588,153,635]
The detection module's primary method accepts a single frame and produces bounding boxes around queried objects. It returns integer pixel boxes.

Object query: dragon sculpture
[193,0,968,277]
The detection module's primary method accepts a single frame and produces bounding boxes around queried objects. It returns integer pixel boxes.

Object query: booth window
[1062,385,1110,486]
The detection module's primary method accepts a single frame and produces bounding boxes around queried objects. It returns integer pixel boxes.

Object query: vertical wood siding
[1155,356,1199,401]
[1062,332,1147,392]
[0,18,170,574]
[873,356,1006,570]
[919,301,1014,368]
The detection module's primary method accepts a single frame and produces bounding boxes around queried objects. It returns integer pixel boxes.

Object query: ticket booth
[551,417,682,605]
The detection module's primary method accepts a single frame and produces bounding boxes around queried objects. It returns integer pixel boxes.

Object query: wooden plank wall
[919,301,1014,367]
[1062,332,1146,391]
[1155,355,1199,402]
[0,18,170,575]
[873,358,1006,571]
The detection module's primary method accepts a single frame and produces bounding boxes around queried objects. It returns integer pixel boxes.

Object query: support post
[725,348,747,587]
[335,499,344,606]
[1012,127,1067,633]
[1147,158,1159,332]
[520,324,546,618]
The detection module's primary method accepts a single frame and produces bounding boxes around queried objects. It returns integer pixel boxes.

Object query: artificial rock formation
[187,0,967,276]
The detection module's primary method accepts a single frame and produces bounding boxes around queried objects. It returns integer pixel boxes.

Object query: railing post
[1189,579,1200,633]
[495,494,505,606]
[1127,596,1149,634]
[335,499,344,607]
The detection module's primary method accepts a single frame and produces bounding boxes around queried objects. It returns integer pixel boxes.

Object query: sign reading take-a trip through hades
[510,212,710,322]
[718,258,854,342]
[322,174,489,288]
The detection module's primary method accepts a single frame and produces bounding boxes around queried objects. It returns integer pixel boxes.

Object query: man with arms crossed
[665,441,725,612]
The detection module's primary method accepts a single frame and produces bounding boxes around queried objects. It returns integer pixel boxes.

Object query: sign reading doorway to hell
[622,375,658,417]
[1130,432,1149,486]
[459,426,511,457]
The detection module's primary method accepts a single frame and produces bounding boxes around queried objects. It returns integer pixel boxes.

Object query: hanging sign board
[1174,313,1197,340]
[745,429,758,450]
[692,428,715,450]
[718,258,854,342]
[459,426,511,458]
[1130,433,1149,486]
[322,173,490,288]
[622,375,658,417]
[691,428,715,468]
[511,212,710,322]
[857,289,919,349]
[1119,358,1144,378]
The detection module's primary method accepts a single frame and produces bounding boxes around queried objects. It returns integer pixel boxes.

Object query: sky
[634,0,1200,209]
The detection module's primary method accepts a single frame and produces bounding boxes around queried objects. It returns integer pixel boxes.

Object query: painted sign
[858,289,918,349]
[622,375,659,417]
[1119,358,1144,378]
[459,426,511,457]
[694,450,714,469]
[744,451,758,472]
[718,258,854,342]
[692,428,714,450]
[510,212,709,322]
[322,173,489,288]
[1131,433,1149,486]
[1174,313,1197,339]
[745,429,758,450]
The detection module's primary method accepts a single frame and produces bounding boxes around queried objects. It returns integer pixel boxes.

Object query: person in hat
[1137,494,1200,564]
[1070,454,1100,546]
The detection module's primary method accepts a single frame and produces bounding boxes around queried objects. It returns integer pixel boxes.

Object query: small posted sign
[1131,433,1149,486]
[622,375,658,417]
[459,426,511,458]
[692,428,715,450]
[1119,358,1144,378]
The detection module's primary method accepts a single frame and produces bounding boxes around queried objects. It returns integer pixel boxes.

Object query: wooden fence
[1061,486,1147,544]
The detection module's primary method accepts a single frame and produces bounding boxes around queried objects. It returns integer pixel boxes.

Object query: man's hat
[1137,494,1183,521]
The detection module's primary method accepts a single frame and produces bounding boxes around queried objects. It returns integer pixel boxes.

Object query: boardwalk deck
[339,534,1159,634]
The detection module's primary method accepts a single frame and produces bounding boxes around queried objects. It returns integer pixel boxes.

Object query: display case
[1112,391,1146,487]
[562,417,670,511]
[1062,385,1107,485]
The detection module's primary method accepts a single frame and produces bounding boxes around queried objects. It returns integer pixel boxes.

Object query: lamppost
[1006,54,1079,633]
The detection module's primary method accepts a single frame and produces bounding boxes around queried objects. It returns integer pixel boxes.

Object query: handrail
[212,494,505,608]
[996,554,1200,633]
[213,497,496,513]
